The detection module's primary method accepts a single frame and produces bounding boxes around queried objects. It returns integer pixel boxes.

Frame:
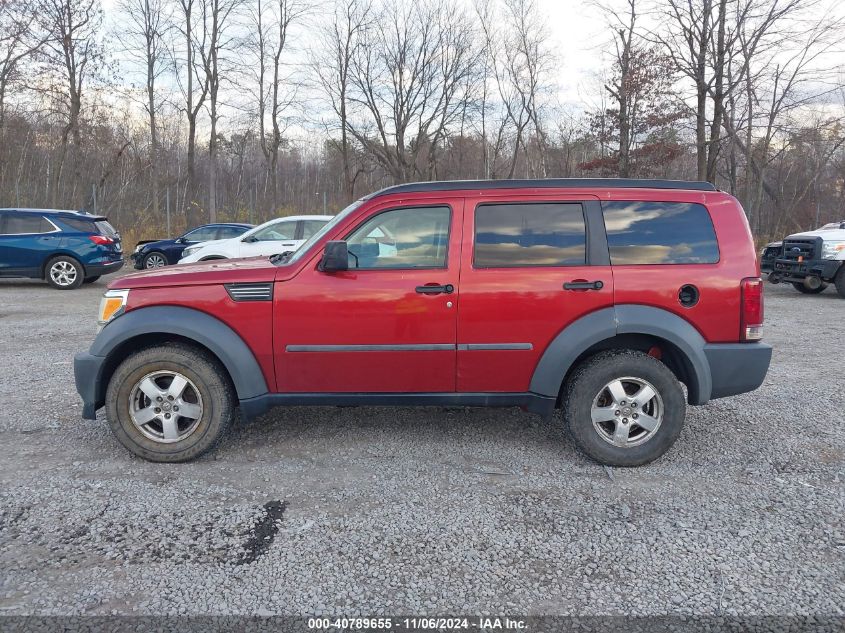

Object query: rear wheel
[45,256,84,290]
[105,344,235,463]
[563,350,686,467]
[792,280,827,294]
[143,252,167,268]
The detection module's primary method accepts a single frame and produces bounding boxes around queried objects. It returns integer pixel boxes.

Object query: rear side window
[217,226,246,239]
[301,219,327,240]
[58,217,96,233]
[184,226,220,241]
[474,202,586,267]
[2,214,46,234]
[603,201,719,265]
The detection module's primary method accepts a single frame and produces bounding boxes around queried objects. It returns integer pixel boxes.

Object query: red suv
[74,179,771,466]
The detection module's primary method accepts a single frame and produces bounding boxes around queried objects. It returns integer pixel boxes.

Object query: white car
[179,215,331,263]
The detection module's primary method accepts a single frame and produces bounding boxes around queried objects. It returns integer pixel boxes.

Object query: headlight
[98,289,129,328]
[821,240,845,259]
[182,245,201,257]
[133,244,142,253]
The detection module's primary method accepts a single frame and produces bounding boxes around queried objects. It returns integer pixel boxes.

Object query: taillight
[89,235,114,246]
[740,277,764,341]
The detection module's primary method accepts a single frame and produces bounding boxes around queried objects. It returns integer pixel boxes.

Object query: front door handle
[416,283,454,295]
[563,280,604,291]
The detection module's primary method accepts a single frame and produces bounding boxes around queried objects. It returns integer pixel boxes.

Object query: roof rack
[365,178,717,199]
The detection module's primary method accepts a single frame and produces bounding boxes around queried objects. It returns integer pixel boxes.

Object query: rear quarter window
[602,201,719,265]
[474,202,586,267]
[58,217,96,233]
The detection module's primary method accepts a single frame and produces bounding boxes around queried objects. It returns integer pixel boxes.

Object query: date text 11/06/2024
[307,616,528,630]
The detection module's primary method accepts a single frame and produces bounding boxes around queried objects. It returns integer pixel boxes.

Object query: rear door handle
[416,283,454,295]
[563,280,604,291]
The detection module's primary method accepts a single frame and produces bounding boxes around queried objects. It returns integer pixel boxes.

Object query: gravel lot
[0,272,843,618]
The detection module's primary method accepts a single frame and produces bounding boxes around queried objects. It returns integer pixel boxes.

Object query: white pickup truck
[768,221,845,296]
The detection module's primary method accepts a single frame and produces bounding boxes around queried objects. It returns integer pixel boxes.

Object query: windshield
[281,200,364,265]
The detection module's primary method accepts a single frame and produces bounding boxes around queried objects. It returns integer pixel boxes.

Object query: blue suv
[130,223,253,269]
[0,208,124,289]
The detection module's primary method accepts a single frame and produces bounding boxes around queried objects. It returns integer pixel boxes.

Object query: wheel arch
[91,306,269,409]
[529,305,712,406]
[41,251,86,279]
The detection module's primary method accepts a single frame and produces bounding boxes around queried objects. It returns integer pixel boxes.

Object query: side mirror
[175,237,186,244]
[321,241,349,272]
[243,235,258,243]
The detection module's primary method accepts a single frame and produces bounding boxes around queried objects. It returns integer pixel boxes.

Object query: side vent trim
[225,283,273,302]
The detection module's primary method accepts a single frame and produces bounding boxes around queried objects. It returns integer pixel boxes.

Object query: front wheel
[143,252,168,268]
[563,350,686,467]
[105,344,235,462]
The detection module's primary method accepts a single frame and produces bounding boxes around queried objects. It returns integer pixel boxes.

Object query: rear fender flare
[529,305,712,405]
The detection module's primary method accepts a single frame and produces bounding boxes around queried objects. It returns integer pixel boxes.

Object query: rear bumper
[704,343,772,400]
[74,351,106,419]
[86,259,125,277]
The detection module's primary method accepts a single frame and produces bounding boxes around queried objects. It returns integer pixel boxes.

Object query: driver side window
[346,206,451,269]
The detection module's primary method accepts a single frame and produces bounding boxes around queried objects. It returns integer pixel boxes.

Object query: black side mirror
[175,237,186,244]
[321,241,349,272]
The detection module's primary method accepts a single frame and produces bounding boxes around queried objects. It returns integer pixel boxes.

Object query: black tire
[835,268,845,299]
[105,343,236,463]
[83,275,101,284]
[143,251,168,268]
[792,281,827,294]
[44,255,85,290]
[562,350,686,467]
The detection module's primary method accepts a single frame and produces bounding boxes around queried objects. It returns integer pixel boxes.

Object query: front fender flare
[89,305,268,401]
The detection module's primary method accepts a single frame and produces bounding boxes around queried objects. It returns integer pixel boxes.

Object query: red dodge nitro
[74,179,772,466]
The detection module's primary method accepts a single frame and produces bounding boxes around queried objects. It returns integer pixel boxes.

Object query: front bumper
[704,343,772,400]
[771,257,841,282]
[74,351,107,419]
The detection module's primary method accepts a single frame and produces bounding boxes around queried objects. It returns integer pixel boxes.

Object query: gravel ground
[0,273,843,617]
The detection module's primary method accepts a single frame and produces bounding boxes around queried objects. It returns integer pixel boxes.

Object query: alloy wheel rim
[129,370,204,443]
[145,254,166,268]
[590,376,663,448]
[50,261,77,286]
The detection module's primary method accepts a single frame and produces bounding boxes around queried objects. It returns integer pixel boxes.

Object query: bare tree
[116,0,171,217]
[0,0,47,131]
[346,0,477,183]
[198,0,241,222]
[172,0,209,224]
[313,0,371,202]
[504,0,552,177]
[38,0,104,208]
[251,0,305,208]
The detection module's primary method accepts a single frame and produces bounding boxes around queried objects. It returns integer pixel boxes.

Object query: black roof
[365,178,717,199]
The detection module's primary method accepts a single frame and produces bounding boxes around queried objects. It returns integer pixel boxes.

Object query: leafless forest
[1,0,843,241]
